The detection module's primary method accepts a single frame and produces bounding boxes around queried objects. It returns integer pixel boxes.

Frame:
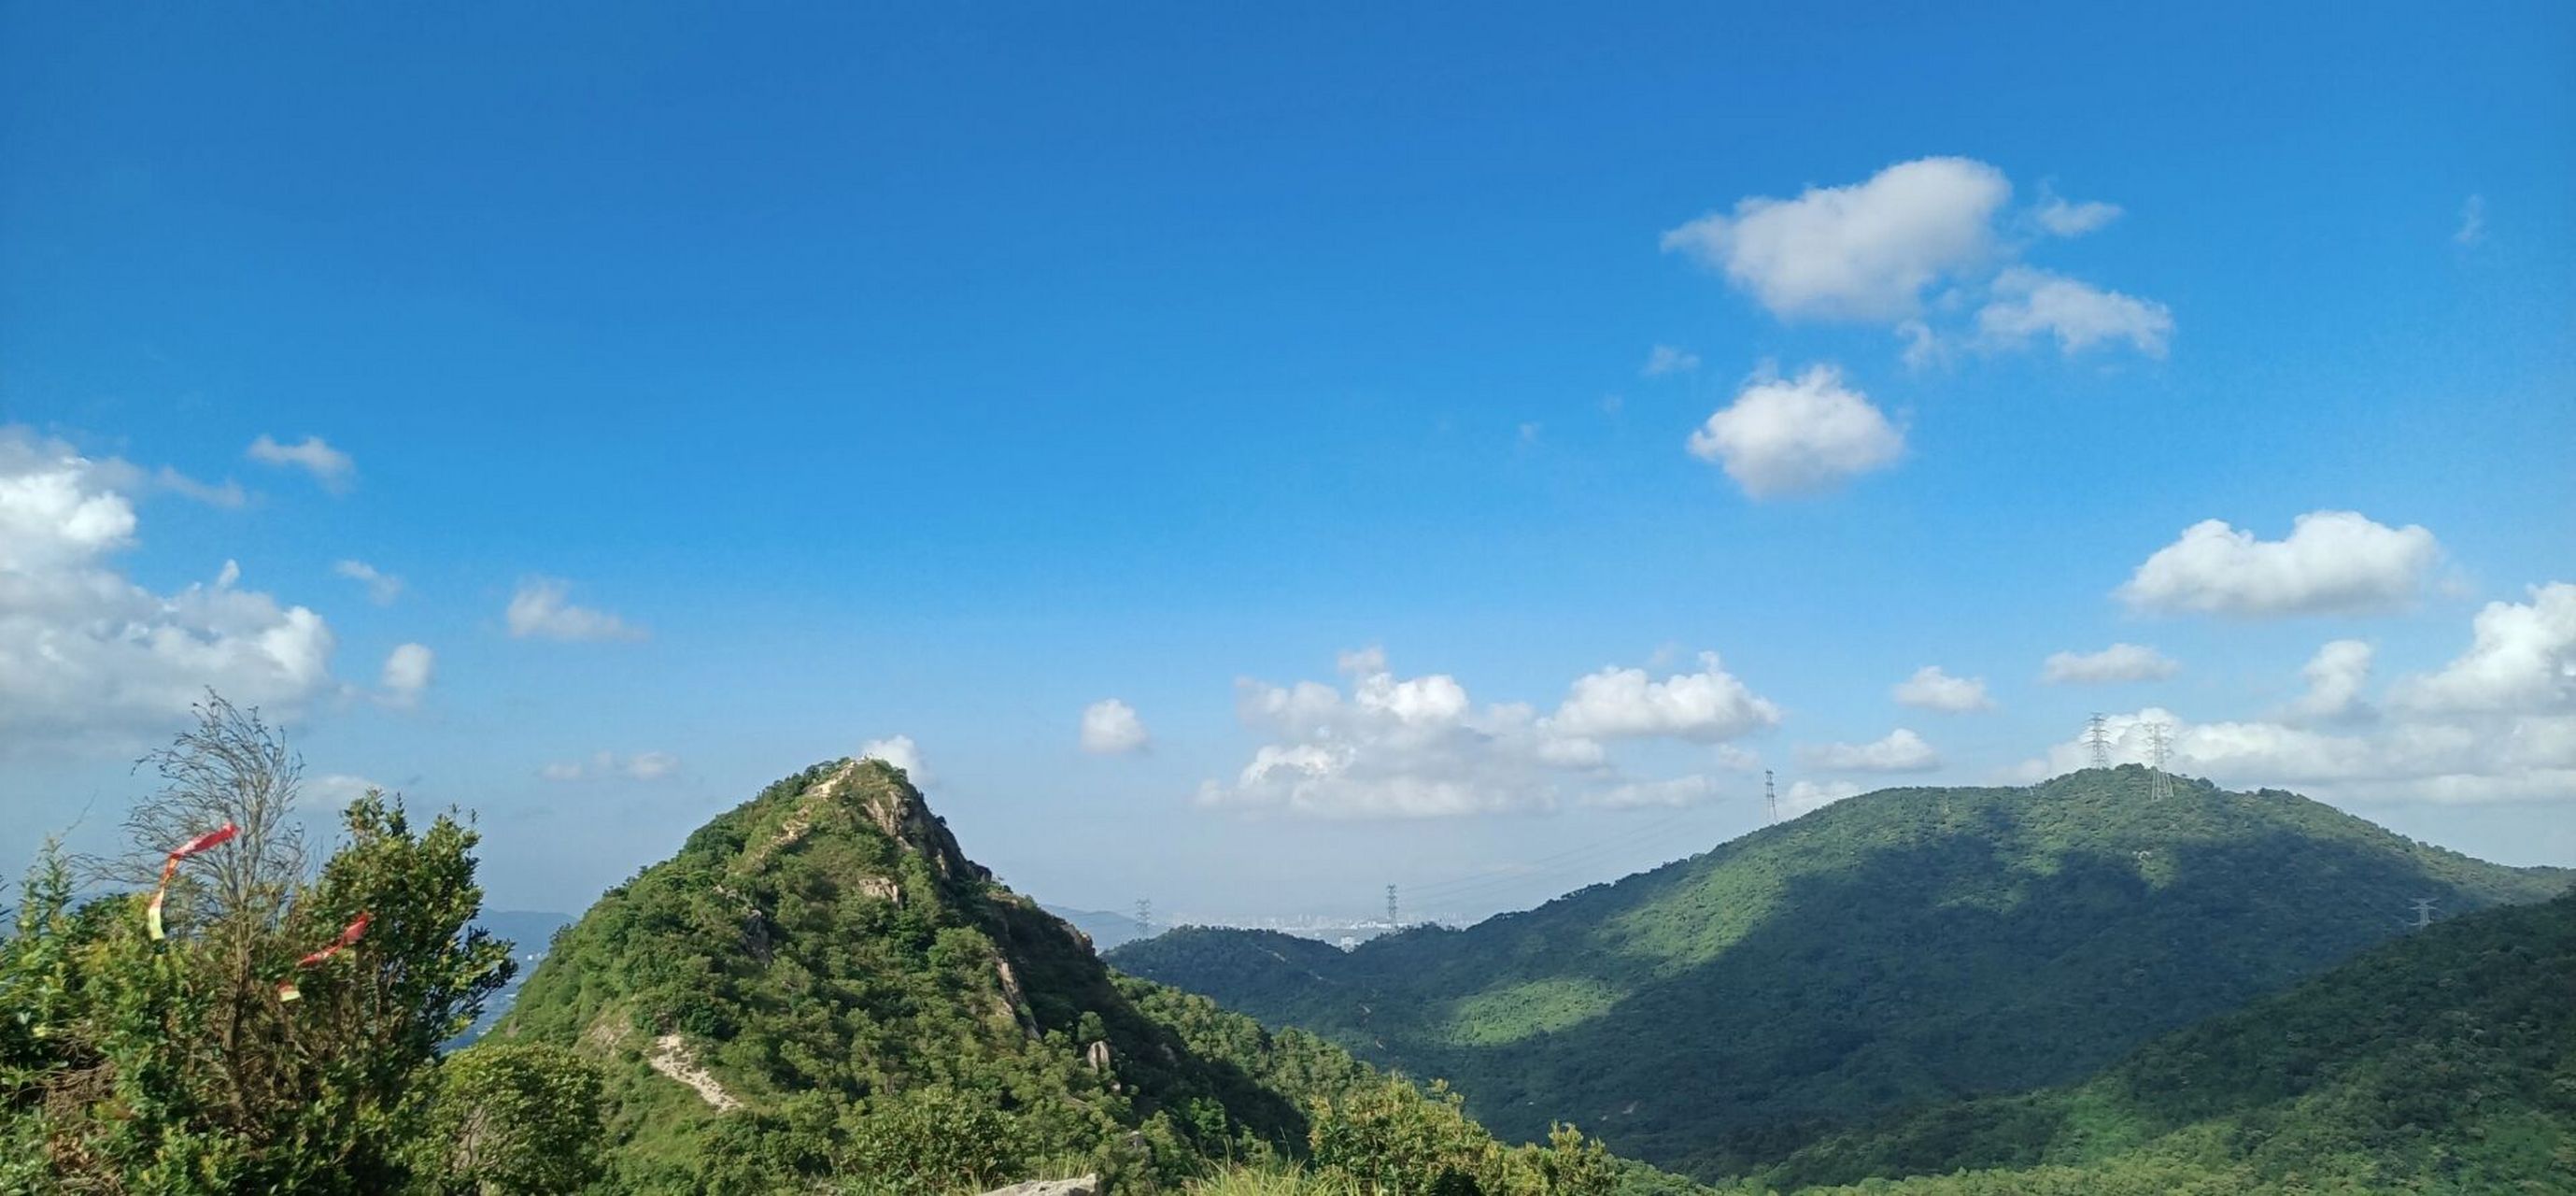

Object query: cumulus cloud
[2033,194,2123,237]
[860,735,927,781]
[334,560,403,605]
[506,577,645,642]
[2389,583,2575,715]
[378,643,434,707]
[1080,698,1151,755]
[1686,364,1904,498]
[1974,267,2173,357]
[2017,590,2576,804]
[1200,650,1778,819]
[539,750,682,783]
[1549,651,1783,742]
[245,434,355,491]
[2043,643,2180,685]
[1783,778,1864,818]
[1662,157,2011,322]
[2286,640,2374,723]
[1799,728,1941,773]
[1663,157,2170,363]
[0,428,337,753]
[1641,344,1702,377]
[2118,511,2440,618]
[1892,665,1993,713]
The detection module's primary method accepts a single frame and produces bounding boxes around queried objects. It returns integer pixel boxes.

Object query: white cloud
[2016,591,2576,804]
[540,749,682,783]
[1892,665,1993,713]
[2119,511,2440,618]
[309,774,386,805]
[1974,267,2173,358]
[1686,364,1904,498]
[2389,583,2576,715]
[2454,194,2486,247]
[1080,698,1151,755]
[860,734,927,782]
[2286,639,2374,723]
[2016,704,2574,807]
[334,560,403,605]
[378,643,434,707]
[0,428,337,753]
[1663,158,2170,364]
[506,577,645,642]
[1662,157,2010,322]
[1641,344,1702,377]
[1782,779,1864,817]
[245,434,355,491]
[1548,651,1783,742]
[100,462,248,509]
[1201,650,1776,819]
[2033,194,2123,237]
[2043,643,2179,685]
[1799,728,1941,773]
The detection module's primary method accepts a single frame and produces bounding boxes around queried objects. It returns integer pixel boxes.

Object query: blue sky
[4,2,2570,922]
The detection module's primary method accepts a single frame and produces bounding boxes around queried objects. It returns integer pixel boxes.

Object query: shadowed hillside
[1762,890,2576,1193]
[1110,768,2571,1179]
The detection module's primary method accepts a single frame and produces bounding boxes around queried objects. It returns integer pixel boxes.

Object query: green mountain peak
[1111,770,2570,1180]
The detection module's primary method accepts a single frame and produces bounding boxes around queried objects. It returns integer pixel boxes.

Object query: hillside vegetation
[1759,890,2576,1193]
[1110,768,2571,1179]
[498,758,1626,1193]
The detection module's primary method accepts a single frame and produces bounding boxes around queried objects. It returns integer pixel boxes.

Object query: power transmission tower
[1384,884,1399,928]
[2146,723,2175,802]
[1764,770,1778,823]
[2086,714,2112,769]
[1132,898,1153,934]
[2410,897,2437,930]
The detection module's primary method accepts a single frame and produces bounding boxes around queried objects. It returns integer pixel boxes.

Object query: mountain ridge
[1110,767,2571,1178]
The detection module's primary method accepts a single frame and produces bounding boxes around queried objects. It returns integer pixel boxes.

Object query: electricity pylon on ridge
[1133,898,1153,935]
[2146,723,2176,802]
[1764,770,1779,824]
[2086,714,2112,769]
[2411,897,2437,930]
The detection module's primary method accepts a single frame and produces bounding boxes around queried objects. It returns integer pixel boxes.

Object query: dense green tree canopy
[1111,769,2571,1179]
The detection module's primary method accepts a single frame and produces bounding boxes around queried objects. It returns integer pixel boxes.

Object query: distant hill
[1043,904,1155,951]
[1762,890,2576,1193]
[1109,767,2572,1180]
[491,758,1526,1191]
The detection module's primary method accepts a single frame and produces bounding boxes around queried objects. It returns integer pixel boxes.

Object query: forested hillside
[497,758,1624,1193]
[1760,890,2576,1193]
[1111,768,2572,1179]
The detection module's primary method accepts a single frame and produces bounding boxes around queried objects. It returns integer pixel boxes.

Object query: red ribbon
[276,912,372,1003]
[145,823,240,940]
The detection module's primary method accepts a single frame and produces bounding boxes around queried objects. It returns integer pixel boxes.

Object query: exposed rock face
[1084,1039,1111,1073]
[982,1177,1098,1196]
[647,1032,742,1112]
